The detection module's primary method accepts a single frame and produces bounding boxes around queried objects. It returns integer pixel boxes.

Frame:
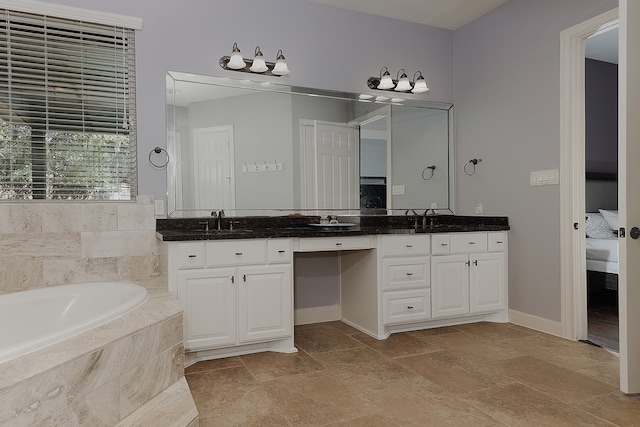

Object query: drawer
[380,235,430,257]
[488,232,506,252]
[382,257,430,291]
[176,242,205,269]
[268,239,292,263]
[431,234,451,255]
[297,235,372,252]
[450,233,487,254]
[206,240,267,266]
[383,289,431,325]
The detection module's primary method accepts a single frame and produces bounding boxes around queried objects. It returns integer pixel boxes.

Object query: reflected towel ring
[422,165,436,180]
[464,158,482,176]
[149,147,169,169]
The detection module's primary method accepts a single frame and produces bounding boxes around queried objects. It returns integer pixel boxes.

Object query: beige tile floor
[186,321,640,426]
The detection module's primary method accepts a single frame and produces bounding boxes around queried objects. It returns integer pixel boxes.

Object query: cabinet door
[470,252,506,314]
[178,268,237,351]
[431,254,470,318]
[238,264,292,344]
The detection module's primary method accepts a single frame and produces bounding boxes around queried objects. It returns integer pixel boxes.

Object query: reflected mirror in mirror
[166,71,453,217]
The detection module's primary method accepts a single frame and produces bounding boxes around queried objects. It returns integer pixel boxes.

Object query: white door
[178,268,237,350]
[192,125,235,211]
[469,253,506,314]
[431,254,470,318]
[618,0,640,393]
[314,121,359,211]
[238,265,292,344]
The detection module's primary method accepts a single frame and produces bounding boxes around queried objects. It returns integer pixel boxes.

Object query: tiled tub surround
[0,198,198,426]
[0,197,160,292]
[0,287,197,427]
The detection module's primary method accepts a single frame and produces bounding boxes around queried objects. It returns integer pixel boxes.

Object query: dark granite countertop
[156,215,510,241]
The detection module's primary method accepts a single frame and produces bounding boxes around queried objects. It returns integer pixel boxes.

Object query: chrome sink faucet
[210,210,225,230]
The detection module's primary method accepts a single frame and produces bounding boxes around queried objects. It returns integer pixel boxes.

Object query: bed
[585,209,619,290]
[586,236,618,274]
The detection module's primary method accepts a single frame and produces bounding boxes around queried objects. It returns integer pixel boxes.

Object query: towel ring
[422,165,436,180]
[149,147,169,169]
[464,158,481,176]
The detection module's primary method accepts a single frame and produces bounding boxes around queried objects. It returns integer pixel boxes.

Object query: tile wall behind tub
[0,196,161,292]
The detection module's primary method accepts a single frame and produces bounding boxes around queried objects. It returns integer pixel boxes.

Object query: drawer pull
[406,272,414,276]
[336,242,343,246]
[278,250,286,253]
[473,260,478,266]
[469,242,476,245]
[407,306,414,310]
[496,241,504,244]
[406,244,413,248]
[243,274,247,282]
[465,261,471,266]
[441,243,448,246]
[188,254,197,258]
[231,276,235,284]
[235,252,243,256]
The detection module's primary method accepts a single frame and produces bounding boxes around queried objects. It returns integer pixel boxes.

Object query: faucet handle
[219,209,225,218]
[199,221,210,232]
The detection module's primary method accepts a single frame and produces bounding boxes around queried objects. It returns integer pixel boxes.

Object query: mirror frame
[166,71,455,217]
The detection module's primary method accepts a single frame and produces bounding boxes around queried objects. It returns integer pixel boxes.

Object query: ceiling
[305,0,511,30]
[306,0,618,64]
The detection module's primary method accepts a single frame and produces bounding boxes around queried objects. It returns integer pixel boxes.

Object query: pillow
[599,209,619,231]
[585,212,617,239]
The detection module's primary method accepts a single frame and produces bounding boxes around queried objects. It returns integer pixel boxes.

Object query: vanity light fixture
[249,46,268,73]
[394,69,412,91]
[272,50,290,76]
[367,66,430,94]
[220,43,290,76]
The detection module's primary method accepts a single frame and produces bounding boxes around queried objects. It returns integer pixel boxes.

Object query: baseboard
[509,309,563,338]
[295,304,341,325]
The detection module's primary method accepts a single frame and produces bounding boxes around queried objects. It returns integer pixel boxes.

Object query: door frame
[560,7,619,342]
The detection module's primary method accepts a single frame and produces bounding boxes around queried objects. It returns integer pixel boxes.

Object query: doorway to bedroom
[584,26,619,352]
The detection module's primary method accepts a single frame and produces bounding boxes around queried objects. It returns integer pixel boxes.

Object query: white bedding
[586,237,619,274]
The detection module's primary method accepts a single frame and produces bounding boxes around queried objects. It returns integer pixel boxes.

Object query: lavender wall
[38,0,454,200]
[454,0,617,321]
[586,59,618,174]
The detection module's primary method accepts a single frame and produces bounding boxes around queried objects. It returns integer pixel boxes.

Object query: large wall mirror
[166,71,453,217]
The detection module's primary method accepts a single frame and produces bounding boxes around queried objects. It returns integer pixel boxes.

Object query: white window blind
[0,9,137,200]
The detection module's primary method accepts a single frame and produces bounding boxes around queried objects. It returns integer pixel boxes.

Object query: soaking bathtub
[0,281,148,364]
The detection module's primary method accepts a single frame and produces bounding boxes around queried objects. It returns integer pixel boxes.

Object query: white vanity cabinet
[380,234,431,325]
[170,239,294,356]
[430,232,507,319]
